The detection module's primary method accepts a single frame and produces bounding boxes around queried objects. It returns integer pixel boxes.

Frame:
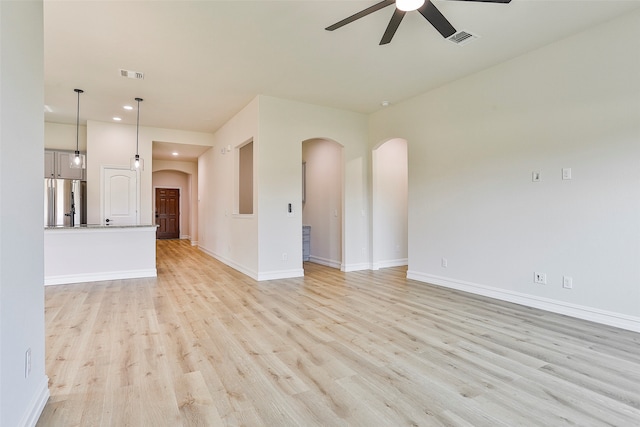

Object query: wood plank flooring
[37,239,640,426]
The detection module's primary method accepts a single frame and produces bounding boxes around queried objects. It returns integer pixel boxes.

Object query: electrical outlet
[534,272,547,284]
[441,257,448,268]
[25,348,31,378]
[563,276,573,289]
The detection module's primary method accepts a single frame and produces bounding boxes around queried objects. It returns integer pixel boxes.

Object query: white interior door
[103,167,139,225]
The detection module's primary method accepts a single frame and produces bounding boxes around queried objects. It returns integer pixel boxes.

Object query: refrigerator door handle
[48,180,56,226]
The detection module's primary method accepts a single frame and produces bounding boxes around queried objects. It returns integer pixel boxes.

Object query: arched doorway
[152,169,193,241]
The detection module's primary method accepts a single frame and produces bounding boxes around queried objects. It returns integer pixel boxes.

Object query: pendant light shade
[130,97,144,171]
[70,89,86,169]
[396,0,425,12]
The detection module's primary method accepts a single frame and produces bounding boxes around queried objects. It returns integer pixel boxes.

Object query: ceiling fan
[325,0,511,45]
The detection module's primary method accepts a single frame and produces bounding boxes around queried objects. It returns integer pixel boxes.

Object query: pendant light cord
[135,97,143,156]
[74,89,83,153]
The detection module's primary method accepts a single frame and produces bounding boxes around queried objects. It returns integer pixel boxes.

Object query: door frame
[153,185,183,239]
[100,165,140,225]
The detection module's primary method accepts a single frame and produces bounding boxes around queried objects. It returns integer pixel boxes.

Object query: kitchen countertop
[45,224,157,230]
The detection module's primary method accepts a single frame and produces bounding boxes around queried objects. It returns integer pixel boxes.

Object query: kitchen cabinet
[44,150,56,178]
[45,150,85,180]
[303,225,311,261]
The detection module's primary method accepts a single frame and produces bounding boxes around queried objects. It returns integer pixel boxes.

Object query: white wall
[302,138,343,268]
[44,122,86,151]
[258,96,369,278]
[0,2,50,426]
[198,97,259,277]
[86,120,213,226]
[152,170,191,238]
[369,11,640,331]
[198,96,369,280]
[372,138,407,269]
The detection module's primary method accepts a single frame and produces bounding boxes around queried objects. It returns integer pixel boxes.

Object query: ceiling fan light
[396,0,425,12]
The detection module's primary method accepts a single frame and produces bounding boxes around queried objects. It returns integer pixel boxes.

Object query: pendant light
[130,97,144,171]
[70,88,85,169]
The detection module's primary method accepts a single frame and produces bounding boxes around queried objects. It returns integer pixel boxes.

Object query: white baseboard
[198,246,305,281]
[308,255,341,269]
[180,234,190,240]
[341,262,371,272]
[408,271,640,333]
[257,269,305,281]
[44,269,157,286]
[19,376,49,427]
[372,258,408,270]
[198,246,260,280]
[190,240,198,247]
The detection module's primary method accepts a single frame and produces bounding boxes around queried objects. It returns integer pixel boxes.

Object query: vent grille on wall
[447,31,478,46]
[120,69,144,80]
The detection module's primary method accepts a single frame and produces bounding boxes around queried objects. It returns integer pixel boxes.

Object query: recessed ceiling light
[172,152,179,156]
[381,100,390,107]
[123,105,133,110]
[113,117,122,121]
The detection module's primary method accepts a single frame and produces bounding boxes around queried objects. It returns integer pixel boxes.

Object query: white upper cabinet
[44,150,56,178]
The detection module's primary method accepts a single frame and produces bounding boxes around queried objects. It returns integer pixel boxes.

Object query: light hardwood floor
[38,239,640,426]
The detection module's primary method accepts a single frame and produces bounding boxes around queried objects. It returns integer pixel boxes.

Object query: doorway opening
[152,168,193,242]
[372,138,408,269]
[302,138,343,269]
[155,188,180,239]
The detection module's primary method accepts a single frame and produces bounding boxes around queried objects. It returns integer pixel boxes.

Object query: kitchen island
[44,224,157,285]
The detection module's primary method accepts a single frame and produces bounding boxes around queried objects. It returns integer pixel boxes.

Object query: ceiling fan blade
[448,0,511,3]
[326,0,395,31]
[379,8,406,45]
[418,1,456,38]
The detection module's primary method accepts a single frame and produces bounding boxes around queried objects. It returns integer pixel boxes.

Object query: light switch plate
[563,276,573,289]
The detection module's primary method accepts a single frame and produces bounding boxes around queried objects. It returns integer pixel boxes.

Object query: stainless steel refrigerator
[44,179,87,227]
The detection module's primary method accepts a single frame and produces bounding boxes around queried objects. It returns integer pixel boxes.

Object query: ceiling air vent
[119,69,144,80]
[447,31,478,46]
